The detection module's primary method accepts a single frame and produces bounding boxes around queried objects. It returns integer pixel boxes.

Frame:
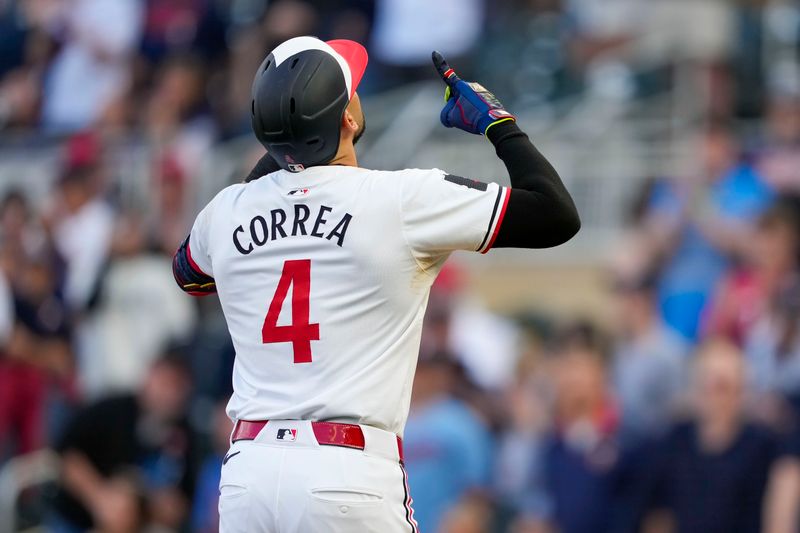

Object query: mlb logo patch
[287,188,310,196]
[285,155,305,173]
[276,428,297,441]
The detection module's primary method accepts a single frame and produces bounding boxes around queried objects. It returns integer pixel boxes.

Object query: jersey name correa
[233,204,354,254]
[187,165,509,436]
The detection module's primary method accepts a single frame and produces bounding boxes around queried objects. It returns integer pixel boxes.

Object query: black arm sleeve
[487,121,580,248]
[244,153,281,182]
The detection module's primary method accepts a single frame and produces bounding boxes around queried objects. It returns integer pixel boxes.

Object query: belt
[232,420,404,462]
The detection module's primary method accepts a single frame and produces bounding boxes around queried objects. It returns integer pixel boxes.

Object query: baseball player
[173,36,579,532]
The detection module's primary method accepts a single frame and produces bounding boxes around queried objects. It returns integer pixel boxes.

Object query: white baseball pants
[218,420,419,533]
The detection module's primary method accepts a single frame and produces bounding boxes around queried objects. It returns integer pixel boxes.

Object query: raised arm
[432,52,580,249]
[488,121,580,248]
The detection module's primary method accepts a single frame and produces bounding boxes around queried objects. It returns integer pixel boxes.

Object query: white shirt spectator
[52,198,115,310]
[77,255,196,397]
[42,0,143,131]
[371,0,484,66]
[449,299,521,390]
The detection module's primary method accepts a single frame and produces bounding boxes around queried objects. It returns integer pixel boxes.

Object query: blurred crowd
[1,0,798,137]
[1,0,800,532]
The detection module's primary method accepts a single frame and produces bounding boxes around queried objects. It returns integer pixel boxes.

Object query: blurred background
[0,0,799,532]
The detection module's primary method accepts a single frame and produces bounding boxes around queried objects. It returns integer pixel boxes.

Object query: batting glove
[432,51,516,136]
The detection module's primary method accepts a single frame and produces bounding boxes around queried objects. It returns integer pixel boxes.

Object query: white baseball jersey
[188,165,509,436]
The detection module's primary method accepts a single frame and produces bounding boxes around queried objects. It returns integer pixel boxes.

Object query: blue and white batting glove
[432,51,516,136]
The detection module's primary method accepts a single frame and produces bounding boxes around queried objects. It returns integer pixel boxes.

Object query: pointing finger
[432,51,460,87]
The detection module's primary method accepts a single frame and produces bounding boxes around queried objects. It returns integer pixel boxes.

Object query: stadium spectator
[0,310,46,459]
[139,0,222,64]
[190,401,233,533]
[0,190,47,290]
[0,0,29,78]
[495,334,554,533]
[704,196,800,391]
[566,0,640,101]
[41,0,144,132]
[404,352,493,533]
[42,133,114,313]
[372,0,483,66]
[758,94,800,192]
[212,0,321,137]
[610,265,688,447]
[421,264,522,392]
[0,0,57,86]
[641,339,778,533]
[149,154,192,254]
[370,0,484,88]
[76,207,196,397]
[0,246,71,459]
[50,353,196,532]
[143,55,216,160]
[741,203,800,405]
[705,199,800,347]
[0,0,62,131]
[536,334,626,533]
[263,0,319,46]
[0,68,41,130]
[641,122,774,341]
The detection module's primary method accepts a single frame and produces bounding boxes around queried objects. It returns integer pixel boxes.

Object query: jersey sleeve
[399,169,510,256]
[173,199,216,295]
[187,201,215,276]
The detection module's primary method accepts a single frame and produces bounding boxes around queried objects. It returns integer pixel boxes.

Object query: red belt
[232,420,404,462]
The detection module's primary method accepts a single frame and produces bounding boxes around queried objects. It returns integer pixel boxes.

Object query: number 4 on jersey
[262,259,319,363]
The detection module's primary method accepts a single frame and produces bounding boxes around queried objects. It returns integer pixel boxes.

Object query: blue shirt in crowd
[649,165,773,341]
[403,397,492,532]
[191,454,223,533]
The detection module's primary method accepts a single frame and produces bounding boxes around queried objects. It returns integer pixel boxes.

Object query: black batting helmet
[251,36,368,172]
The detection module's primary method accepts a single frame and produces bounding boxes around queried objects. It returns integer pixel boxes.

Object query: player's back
[189,165,476,436]
[187,163,508,436]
